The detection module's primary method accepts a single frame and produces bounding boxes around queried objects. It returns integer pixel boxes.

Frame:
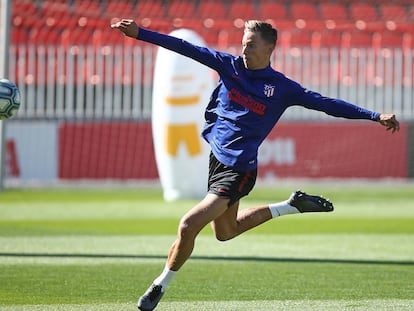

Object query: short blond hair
[244,20,278,45]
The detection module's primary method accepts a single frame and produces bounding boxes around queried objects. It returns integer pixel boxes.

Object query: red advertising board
[59,122,158,179]
[259,122,407,178]
[5,140,20,177]
[58,121,407,180]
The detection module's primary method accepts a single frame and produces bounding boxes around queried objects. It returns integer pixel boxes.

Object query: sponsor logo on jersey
[228,88,266,115]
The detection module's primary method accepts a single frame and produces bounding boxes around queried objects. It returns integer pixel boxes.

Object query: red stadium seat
[202,17,234,32]
[92,28,131,47]
[288,30,314,47]
[198,28,220,46]
[11,28,29,45]
[40,1,71,18]
[43,16,79,28]
[270,20,295,32]
[402,33,413,49]
[316,30,343,47]
[410,6,414,22]
[61,28,94,47]
[217,29,243,48]
[167,0,196,19]
[199,1,230,29]
[12,0,37,17]
[138,18,171,34]
[341,31,374,48]
[29,27,61,45]
[136,1,165,19]
[320,3,349,20]
[290,3,318,20]
[378,30,406,48]
[171,18,202,31]
[198,1,227,19]
[76,16,108,30]
[391,21,414,33]
[349,3,378,22]
[379,4,409,22]
[12,14,40,29]
[72,0,102,18]
[258,2,288,20]
[104,2,135,18]
[228,2,257,21]
[296,20,326,31]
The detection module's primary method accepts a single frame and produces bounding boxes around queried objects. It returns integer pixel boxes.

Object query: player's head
[242,20,278,70]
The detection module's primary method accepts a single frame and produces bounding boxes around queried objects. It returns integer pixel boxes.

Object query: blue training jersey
[137,28,380,172]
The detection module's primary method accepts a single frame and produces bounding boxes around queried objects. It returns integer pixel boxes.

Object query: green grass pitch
[0,184,413,310]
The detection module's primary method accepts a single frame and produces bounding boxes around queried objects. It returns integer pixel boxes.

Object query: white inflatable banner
[152,29,214,201]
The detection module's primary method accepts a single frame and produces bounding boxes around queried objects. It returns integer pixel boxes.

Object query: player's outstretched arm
[111,19,139,38]
[378,113,400,133]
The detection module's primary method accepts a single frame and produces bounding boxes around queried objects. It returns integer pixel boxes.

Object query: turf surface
[0,185,413,310]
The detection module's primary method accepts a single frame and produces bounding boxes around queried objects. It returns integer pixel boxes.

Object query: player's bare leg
[211,190,333,241]
[137,190,333,310]
[167,194,230,270]
[137,194,229,311]
[211,200,272,241]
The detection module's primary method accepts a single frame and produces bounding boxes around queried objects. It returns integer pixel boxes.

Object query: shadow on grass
[0,252,413,266]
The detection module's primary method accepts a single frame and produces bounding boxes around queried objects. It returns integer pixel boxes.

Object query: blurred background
[4,0,414,187]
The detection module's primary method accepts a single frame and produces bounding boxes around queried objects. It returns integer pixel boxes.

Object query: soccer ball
[0,79,21,120]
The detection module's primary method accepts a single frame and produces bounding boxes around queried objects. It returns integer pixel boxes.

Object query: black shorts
[208,152,257,206]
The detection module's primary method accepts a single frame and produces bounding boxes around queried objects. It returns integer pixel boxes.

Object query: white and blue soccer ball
[0,78,21,120]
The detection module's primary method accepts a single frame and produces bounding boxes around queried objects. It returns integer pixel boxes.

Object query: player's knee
[214,230,234,242]
[178,218,198,239]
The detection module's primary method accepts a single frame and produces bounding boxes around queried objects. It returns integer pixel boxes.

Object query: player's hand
[378,113,400,133]
[111,19,139,39]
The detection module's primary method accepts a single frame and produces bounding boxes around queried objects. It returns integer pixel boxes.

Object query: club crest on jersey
[264,84,275,97]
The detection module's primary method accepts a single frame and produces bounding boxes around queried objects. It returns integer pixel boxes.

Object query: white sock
[268,200,300,218]
[153,264,177,290]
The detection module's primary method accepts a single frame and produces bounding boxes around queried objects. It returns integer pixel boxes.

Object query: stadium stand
[10,0,414,49]
[8,0,414,123]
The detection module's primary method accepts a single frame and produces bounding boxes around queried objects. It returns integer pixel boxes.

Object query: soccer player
[111,19,400,311]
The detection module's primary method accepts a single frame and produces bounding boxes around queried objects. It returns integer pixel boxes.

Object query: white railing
[8,45,414,120]
[274,47,414,120]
